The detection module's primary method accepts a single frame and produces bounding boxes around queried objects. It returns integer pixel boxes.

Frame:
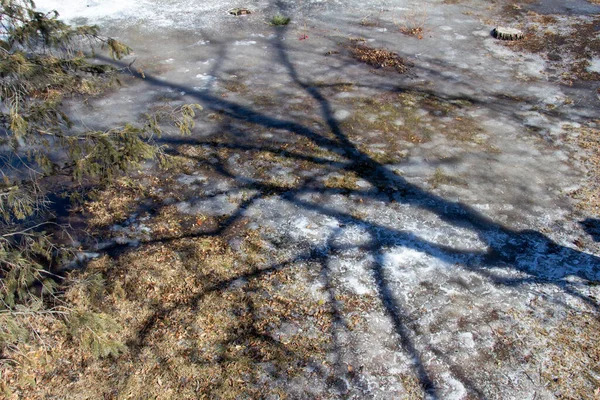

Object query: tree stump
[228,8,252,16]
[492,27,524,41]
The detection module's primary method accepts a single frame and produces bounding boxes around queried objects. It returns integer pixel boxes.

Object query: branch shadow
[83,17,600,398]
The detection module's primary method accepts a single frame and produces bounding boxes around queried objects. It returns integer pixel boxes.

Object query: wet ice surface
[526,0,600,16]
[38,0,600,398]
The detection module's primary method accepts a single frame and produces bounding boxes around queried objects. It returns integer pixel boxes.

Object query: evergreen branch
[0,221,59,237]
[0,309,69,316]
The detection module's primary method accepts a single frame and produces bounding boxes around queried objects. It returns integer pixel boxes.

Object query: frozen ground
[36,0,600,398]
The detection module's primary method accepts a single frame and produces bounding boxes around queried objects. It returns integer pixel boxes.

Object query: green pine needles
[0,0,201,358]
[269,15,291,26]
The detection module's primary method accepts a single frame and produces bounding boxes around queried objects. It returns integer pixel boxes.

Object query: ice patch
[472,29,490,37]
[234,40,257,46]
[193,74,216,90]
[67,251,101,268]
[587,58,600,73]
[36,0,144,22]
[196,73,215,80]
[328,254,375,295]
[344,276,372,295]
[177,194,239,216]
[114,237,140,247]
[36,0,235,30]
[177,174,208,185]
[382,247,446,273]
[519,56,546,78]
[333,109,351,121]
[440,372,467,400]
[188,40,210,47]
[458,332,475,348]
[290,215,340,242]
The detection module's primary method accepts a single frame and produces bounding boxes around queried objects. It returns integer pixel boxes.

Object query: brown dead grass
[505,14,600,82]
[1,230,334,398]
[428,168,467,189]
[83,177,147,228]
[399,26,424,38]
[542,312,600,399]
[338,90,489,164]
[1,185,379,399]
[502,306,600,400]
[393,10,428,39]
[347,44,409,73]
[566,125,600,215]
[324,172,361,190]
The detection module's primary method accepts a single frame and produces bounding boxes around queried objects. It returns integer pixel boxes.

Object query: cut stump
[492,27,524,41]
[228,8,252,16]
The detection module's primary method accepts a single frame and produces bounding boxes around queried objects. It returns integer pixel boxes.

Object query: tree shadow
[581,218,600,242]
[82,17,600,399]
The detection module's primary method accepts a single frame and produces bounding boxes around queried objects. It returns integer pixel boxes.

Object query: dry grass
[324,172,361,190]
[347,44,409,73]
[2,162,384,398]
[0,221,344,398]
[499,306,600,399]
[359,16,380,27]
[566,126,600,215]
[83,177,149,228]
[400,373,425,399]
[505,14,600,82]
[338,90,489,164]
[341,95,430,140]
[399,26,424,38]
[310,79,355,95]
[428,168,466,188]
[542,312,600,399]
[220,79,250,94]
[394,10,428,39]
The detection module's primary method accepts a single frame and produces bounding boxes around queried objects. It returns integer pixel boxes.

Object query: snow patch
[177,194,239,216]
[440,372,467,400]
[234,40,257,46]
[587,58,600,73]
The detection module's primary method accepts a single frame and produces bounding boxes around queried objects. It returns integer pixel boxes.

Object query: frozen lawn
[15,0,600,398]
